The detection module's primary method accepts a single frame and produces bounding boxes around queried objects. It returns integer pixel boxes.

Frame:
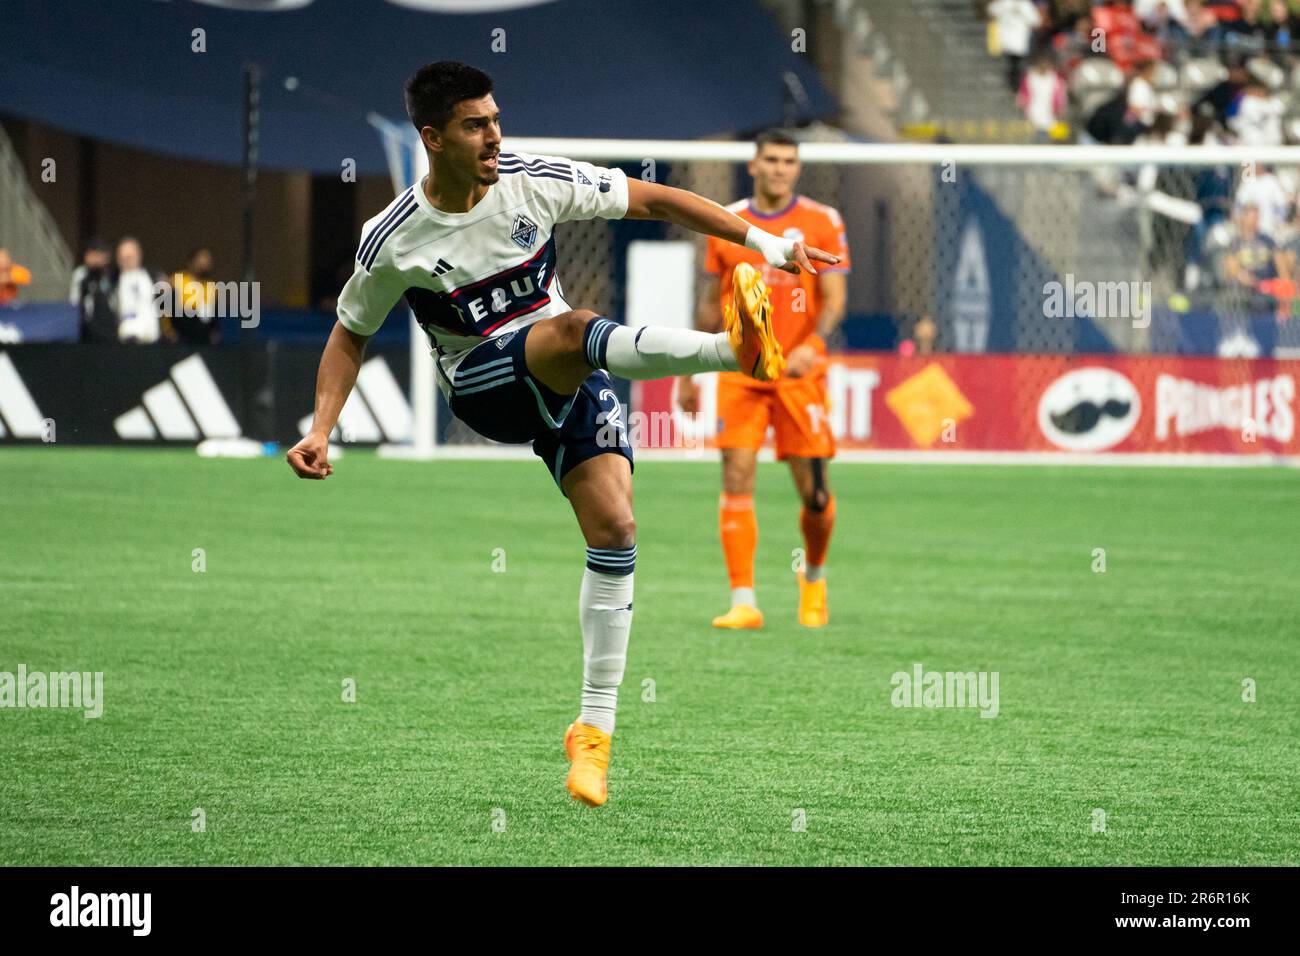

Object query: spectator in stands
[1265,0,1296,57]
[70,239,118,343]
[1048,0,1092,31]
[1224,0,1269,52]
[1223,202,1283,310]
[168,247,221,346]
[1018,54,1068,138]
[914,316,937,355]
[0,248,32,307]
[113,236,161,344]
[1144,2,1192,57]
[1125,59,1161,135]
[1053,14,1101,70]
[1234,164,1293,239]
[1086,83,1134,143]
[1092,0,1142,35]
[1134,0,1189,26]
[1273,221,1300,289]
[1183,134,1233,290]
[1229,79,1285,145]
[988,0,1044,89]
[1193,61,1248,127]
[1092,0,1147,72]
[1183,0,1222,53]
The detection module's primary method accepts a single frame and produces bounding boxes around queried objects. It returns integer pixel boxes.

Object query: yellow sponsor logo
[885,363,974,447]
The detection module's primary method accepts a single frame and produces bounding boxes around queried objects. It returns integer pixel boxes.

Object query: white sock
[731,587,757,608]
[578,547,635,734]
[584,318,738,379]
[804,565,824,583]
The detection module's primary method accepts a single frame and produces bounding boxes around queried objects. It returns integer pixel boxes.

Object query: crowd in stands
[64,239,221,345]
[2,236,223,344]
[987,0,1300,143]
[989,0,1300,304]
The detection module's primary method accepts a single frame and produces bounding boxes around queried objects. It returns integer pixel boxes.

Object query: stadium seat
[1070,57,1125,113]
[1180,58,1227,94]
[1151,61,1179,92]
[1247,56,1285,90]
[1078,88,1119,118]
[1157,90,1187,116]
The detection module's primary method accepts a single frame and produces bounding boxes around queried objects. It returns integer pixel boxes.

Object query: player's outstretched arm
[623,179,840,276]
[285,320,370,479]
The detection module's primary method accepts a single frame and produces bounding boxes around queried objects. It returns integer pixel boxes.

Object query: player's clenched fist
[286,432,333,479]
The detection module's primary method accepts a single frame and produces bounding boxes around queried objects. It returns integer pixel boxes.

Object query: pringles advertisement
[632,355,1299,456]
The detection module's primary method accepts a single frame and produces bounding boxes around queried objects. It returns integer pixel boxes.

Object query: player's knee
[555,310,598,355]
[593,513,635,550]
[805,487,831,512]
[723,473,751,496]
[803,459,830,511]
[722,461,755,496]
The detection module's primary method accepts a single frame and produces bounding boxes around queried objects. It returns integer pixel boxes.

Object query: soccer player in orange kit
[677,129,850,629]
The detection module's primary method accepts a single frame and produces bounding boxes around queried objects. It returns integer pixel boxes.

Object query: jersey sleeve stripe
[498,156,570,170]
[498,154,571,174]
[498,168,571,182]
[357,187,415,264]
[361,202,418,270]
[499,164,572,178]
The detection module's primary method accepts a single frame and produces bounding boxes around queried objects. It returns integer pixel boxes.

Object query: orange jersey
[705,195,850,355]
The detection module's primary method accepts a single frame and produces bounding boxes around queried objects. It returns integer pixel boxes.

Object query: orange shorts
[714,370,835,460]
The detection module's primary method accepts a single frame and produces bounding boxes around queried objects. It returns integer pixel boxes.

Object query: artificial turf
[1,448,1296,865]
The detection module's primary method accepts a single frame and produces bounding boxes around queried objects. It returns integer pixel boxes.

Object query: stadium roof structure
[0,0,836,175]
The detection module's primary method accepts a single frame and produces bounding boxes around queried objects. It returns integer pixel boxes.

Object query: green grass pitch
[1,447,1296,866]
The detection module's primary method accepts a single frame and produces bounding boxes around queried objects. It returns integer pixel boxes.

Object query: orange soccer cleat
[712,604,765,629]
[724,262,785,382]
[797,572,828,628]
[563,721,612,807]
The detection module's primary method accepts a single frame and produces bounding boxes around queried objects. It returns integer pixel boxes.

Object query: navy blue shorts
[446,323,634,492]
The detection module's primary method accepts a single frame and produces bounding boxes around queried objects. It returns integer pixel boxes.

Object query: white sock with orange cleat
[578,546,635,734]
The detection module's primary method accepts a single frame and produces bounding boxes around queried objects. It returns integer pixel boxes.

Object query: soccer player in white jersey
[286,62,839,807]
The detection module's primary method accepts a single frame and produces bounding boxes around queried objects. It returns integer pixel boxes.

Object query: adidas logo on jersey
[431,258,455,277]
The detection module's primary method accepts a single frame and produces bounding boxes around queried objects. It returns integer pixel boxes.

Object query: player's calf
[557,453,634,806]
[792,458,835,627]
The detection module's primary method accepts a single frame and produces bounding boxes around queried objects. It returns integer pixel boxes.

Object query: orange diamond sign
[885,363,974,447]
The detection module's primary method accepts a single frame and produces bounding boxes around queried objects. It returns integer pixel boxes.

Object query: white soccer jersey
[336,151,630,397]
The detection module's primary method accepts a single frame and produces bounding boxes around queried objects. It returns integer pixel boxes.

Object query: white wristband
[744,225,795,268]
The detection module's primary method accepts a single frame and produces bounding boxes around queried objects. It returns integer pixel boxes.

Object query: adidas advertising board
[0,345,414,446]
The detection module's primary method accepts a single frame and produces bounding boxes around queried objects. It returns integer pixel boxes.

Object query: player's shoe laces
[564,721,611,807]
[712,604,764,629]
[724,262,785,382]
[797,572,828,628]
